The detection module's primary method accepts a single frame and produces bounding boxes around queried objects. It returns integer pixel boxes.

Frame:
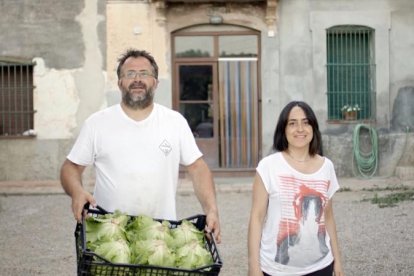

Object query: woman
[248,101,344,276]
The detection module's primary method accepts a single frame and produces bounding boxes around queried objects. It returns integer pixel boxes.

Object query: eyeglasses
[122,70,154,80]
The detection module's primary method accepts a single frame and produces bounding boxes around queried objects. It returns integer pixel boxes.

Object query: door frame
[171,25,262,174]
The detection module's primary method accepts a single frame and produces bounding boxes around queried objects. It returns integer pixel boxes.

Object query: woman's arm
[248,173,269,276]
[325,199,344,276]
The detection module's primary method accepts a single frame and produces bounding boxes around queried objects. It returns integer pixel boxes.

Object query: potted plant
[341,104,361,120]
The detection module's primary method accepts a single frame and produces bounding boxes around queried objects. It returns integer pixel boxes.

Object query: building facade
[0,0,413,181]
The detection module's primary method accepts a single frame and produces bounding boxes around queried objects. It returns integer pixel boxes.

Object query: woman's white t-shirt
[257,152,339,275]
[67,103,202,220]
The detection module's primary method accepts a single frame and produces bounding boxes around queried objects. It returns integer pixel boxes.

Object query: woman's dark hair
[116,48,159,80]
[272,101,323,156]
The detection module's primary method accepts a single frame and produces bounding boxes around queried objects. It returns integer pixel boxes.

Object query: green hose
[352,124,378,178]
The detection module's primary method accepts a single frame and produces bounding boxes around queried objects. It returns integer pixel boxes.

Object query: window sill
[0,134,37,139]
[327,119,376,124]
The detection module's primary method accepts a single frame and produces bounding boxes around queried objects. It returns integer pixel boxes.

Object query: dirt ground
[0,177,413,275]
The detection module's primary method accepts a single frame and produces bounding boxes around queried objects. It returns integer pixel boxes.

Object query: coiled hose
[352,124,378,178]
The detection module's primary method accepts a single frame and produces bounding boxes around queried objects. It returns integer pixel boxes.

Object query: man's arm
[186,157,221,243]
[60,159,96,222]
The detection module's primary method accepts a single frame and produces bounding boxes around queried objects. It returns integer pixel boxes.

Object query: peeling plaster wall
[0,0,106,180]
[0,1,83,68]
[73,0,106,134]
[31,0,106,139]
[33,58,80,139]
[106,2,170,107]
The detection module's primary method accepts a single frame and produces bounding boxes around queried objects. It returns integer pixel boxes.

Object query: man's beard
[122,82,154,110]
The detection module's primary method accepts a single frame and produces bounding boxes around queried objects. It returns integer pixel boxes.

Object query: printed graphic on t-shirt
[159,139,172,156]
[274,175,330,267]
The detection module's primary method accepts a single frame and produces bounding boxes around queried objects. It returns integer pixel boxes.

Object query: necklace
[286,151,310,163]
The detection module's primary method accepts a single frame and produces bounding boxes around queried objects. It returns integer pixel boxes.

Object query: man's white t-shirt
[67,103,202,220]
[257,152,339,275]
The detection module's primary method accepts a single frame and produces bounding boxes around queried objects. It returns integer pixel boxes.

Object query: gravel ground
[0,178,413,276]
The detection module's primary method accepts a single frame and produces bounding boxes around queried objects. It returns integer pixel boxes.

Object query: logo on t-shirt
[159,139,172,156]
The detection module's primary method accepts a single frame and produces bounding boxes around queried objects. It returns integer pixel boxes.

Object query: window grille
[0,58,35,137]
[326,26,376,121]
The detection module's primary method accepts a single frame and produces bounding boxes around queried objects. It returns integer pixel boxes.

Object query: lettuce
[84,212,214,271]
[85,210,129,244]
[131,239,175,267]
[94,239,131,264]
[126,215,173,246]
[175,239,213,269]
[170,220,204,249]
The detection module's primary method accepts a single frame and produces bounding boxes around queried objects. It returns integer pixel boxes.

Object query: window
[219,35,258,57]
[326,26,375,121]
[174,36,213,58]
[0,58,35,137]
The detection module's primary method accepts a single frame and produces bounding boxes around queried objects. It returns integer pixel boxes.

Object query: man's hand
[71,188,96,222]
[60,159,95,222]
[206,210,221,244]
[187,158,221,244]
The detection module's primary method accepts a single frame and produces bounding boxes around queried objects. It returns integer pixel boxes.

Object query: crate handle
[83,203,109,214]
[95,205,109,213]
[210,230,218,246]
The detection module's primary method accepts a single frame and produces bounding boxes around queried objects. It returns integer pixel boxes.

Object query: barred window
[326,26,376,121]
[0,58,35,137]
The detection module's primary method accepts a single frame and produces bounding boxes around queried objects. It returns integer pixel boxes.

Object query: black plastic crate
[74,207,222,276]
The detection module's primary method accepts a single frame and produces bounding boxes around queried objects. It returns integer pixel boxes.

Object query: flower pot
[343,111,357,120]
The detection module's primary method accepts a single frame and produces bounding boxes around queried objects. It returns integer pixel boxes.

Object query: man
[60,49,221,242]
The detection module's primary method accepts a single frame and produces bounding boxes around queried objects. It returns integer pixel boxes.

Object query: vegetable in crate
[175,239,213,269]
[126,215,173,245]
[85,210,129,246]
[131,239,175,266]
[95,239,131,264]
[127,215,214,269]
[84,211,132,275]
[83,211,215,270]
[170,219,205,248]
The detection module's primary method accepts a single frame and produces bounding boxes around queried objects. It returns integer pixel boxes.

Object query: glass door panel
[219,35,258,57]
[174,36,213,58]
[177,63,219,167]
[179,103,213,138]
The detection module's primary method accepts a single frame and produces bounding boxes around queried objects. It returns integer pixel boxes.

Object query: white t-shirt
[257,152,339,276]
[67,103,202,220]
